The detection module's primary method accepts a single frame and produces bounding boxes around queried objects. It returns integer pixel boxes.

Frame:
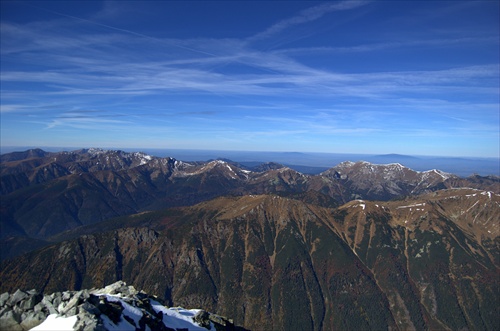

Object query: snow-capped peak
[86,147,106,155]
[133,152,153,165]
[421,169,453,180]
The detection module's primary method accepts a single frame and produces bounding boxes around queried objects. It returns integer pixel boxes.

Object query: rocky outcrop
[2,191,498,330]
[0,281,240,331]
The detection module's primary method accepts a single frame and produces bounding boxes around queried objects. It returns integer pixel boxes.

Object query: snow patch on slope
[30,314,78,330]
[151,300,215,331]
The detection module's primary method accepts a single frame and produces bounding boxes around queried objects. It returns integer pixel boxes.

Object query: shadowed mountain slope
[1,191,498,330]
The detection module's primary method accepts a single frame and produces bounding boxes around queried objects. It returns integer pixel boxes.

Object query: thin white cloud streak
[44,116,131,130]
[238,129,310,138]
[0,22,132,56]
[34,113,498,141]
[91,0,137,21]
[19,4,219,58]
[248,0,369,42]
[0,105,24,113]
[273,36,500,55]
[243,112,383,136]
[3,61,497,99]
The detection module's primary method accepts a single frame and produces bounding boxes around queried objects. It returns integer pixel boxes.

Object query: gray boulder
[7,289,28,307]
[19,310,46,330]
[0,293,9,307]
[59,293,81,315]
[41,296,58,315]
[19,293,42,310]
[0,309,22,331]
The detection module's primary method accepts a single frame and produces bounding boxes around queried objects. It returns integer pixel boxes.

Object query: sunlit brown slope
[1,190,498,330]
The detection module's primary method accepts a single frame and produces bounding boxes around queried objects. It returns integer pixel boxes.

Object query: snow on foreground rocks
[0,281,237,331]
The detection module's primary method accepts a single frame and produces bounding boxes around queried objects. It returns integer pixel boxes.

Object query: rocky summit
[0,281,241,331]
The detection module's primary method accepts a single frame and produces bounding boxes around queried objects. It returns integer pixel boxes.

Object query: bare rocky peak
[71,148,156,170]
[316,160,464,200]
[171,159,252,181]
[325,160,455,180]
[0,281,239,331]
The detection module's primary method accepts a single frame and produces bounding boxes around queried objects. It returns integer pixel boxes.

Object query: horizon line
[1,145,499,160]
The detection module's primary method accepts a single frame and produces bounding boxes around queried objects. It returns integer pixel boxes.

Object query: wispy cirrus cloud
[272,36,500,56]
[44,116,130,130]
[0,104,24,113]
[2,3,497,102]
[1,0,498,156]
[3,37,497,99]
[248,0,370,42]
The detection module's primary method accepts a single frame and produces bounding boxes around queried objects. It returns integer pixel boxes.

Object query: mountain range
[1,148,499,330]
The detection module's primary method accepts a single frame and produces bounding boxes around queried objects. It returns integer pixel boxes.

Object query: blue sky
[1,1,499,157]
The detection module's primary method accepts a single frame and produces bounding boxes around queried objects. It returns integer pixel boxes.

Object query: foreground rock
[0,281,241,331]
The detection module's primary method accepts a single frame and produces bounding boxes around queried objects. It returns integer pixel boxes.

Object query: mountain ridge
[1,191,498,330]
[1,149,498,251]
[1,148,499,330]
[0,149,500,330]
